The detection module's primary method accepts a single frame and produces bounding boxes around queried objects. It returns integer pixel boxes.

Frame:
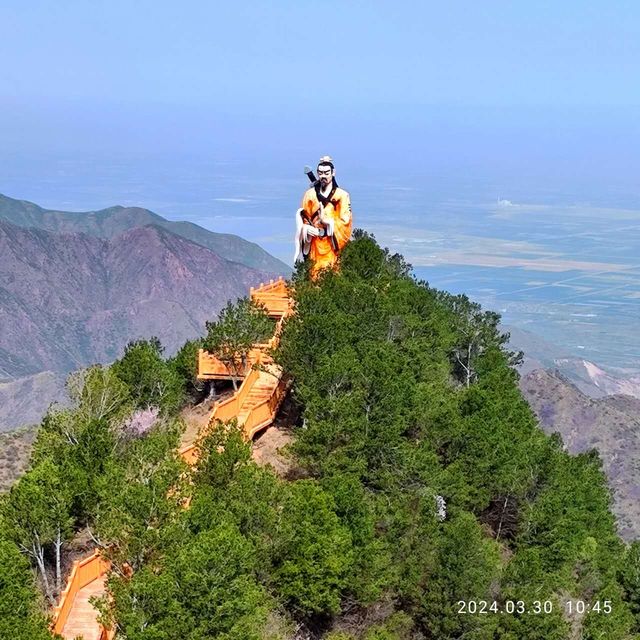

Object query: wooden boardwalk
[53,277,292,639]
[60,575,107,640]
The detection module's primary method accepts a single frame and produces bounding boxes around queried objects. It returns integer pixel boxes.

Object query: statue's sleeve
[334,191,352,251]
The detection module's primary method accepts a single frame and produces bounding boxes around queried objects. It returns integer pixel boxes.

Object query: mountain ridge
[0,192,290,274]
[0,218,275,381]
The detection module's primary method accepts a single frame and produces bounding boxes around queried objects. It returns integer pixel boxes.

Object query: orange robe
[300,184,352,276]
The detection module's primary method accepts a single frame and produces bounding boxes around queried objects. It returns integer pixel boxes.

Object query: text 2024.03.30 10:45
[457,600,612,615]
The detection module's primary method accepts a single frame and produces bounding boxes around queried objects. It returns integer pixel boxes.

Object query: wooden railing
[198,344,273,380]
[215,363,262,424]
[244,375,290,439]
[181,361,263,462]
[100,627,115,640]
[52,550,111,636]
[196,350,233,379]
[250,276,288,296]
[199,277,290,380]
[183,311,288,462]
[251,277,292,318]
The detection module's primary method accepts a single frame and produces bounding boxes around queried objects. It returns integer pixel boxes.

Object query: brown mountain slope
[603,394,640,416]
[520,368,640,540]
[0,372,67,433]
[0,219,273,379]
[0,192,290,274]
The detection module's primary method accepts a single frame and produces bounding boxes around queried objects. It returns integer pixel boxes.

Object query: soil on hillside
[180,402,212,448]
[252,392,304,478]
[252,426,295,477]
[179,383,236,448]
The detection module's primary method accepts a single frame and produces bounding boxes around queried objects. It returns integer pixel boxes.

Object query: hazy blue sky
[3,1,640,107]
[1,1,639,191]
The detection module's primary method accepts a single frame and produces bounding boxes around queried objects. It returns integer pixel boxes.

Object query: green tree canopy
[203,297,274,389]
[111,337,184,413]
[0,538,53,640]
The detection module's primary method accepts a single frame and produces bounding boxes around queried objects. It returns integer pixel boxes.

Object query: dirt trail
[179,402,212,449]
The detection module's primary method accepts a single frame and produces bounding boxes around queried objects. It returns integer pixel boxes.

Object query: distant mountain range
[0,193,290,430]
[0,193,289,274]
[0,219,280,376]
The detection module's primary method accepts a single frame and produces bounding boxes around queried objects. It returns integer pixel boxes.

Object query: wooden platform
[197,276,291,380]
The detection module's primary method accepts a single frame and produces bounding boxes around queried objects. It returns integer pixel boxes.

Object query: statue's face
[317,164,334,187]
